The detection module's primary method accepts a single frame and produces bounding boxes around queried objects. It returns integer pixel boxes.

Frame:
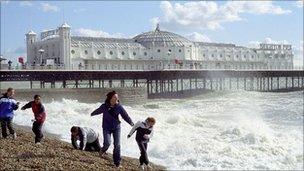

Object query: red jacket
[21,101,46,123]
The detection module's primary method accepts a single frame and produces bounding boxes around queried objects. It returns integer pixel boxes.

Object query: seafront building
[25,22,294,70]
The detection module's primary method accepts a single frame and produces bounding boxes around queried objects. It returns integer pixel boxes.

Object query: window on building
[168,49,172,52]
[122,51,125,55]
[71,50,75,54]
[203,54,205,57]
[157,49,161,53]
[211,54,214,57]
[244,55,246,58]
[179,49,182,53]
[110,51,113,55]
[144,52,147,56]
[97,51,101,55]
[133,52,136,56]
[251,55,254,58]
[85,50,88,55]
[220,54,223,57]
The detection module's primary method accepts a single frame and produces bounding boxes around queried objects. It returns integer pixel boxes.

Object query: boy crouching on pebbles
[127,117,155,170]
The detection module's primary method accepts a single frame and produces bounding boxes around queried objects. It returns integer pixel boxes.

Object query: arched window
[133,52,136,56]
[84,50,88,55]
[157,49,161,53]
[179,49,182,53]
[97,51,101,55]
[144,52,147,56]
[110,51,113,55]
[122,51,125,55]
[71,50,75,54]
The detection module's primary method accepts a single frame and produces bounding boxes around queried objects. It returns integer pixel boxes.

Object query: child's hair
[7,87,14,92]
[146,117,156,124]
[70,126,78,133]
[34,94,41,99]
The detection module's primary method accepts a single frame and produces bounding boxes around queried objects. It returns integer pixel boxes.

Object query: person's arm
[12,99,19,110]
[21,101,32,110]
[144,129,154,139]
[127,121,141,138]
[119,105,134,126]
[90,104,104,116]
[39,104,45,113]
[79,129,87,150]
[71,135,79,149]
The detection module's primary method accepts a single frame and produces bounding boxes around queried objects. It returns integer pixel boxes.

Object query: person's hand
[127,135,131,138]
[143,134,149,139]
[16,102,20,105]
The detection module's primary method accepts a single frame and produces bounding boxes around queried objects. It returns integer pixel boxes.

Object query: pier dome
[133,24,192,47]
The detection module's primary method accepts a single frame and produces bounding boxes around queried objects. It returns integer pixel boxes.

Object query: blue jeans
[101,128,121,166]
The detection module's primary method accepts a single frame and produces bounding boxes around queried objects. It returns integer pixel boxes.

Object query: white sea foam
[13,91,303,170]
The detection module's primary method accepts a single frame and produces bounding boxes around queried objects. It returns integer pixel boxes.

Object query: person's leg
[101,129,111,153]
[85,143,94,151]
[113,128,121,167]
[143,143,149,165]
[0,119,8,138]
[137,141,149,165]
[36,122,43,143]
[91,138,102,152]
[7,118,15,135]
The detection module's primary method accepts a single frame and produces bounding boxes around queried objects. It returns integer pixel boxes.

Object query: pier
[1,69,303,98]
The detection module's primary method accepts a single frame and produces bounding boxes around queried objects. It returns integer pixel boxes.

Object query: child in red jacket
[21,95,46,144]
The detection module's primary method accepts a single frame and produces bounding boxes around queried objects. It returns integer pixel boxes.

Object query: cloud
[0,1,9,5]
[73,8,86,13]
[295,0,303,8]
[40,2,59,12]
[20,1,33,7]
[186,32,211,42]
[74,28,126,38]
[153,1,291,31]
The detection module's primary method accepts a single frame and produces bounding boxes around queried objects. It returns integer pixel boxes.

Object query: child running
[21,95,46,144]
[127,117,155,170]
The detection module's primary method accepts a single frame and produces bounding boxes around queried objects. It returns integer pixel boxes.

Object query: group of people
[0,88,155,170]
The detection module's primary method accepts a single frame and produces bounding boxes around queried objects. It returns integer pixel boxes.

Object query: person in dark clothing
[70,126,101,152]
[0,87,19,139]
[128,117,155,170]
[91,91,134,168]
[21,95,46,144]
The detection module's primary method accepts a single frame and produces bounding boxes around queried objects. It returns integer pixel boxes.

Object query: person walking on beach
[21,95,46,144]
[127,117,155,170]
[0,87,19,139]
[91,91,134,168]
[70,126,101,152]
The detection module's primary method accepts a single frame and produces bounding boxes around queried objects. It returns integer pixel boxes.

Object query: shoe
[138,164,145,171]
[115,165,122,170]
[35,142,42,145]
[12,133,17,139]
[99,151,107,158]
[145,164,152,170]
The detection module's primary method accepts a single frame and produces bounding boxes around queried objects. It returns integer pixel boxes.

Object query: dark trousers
[0,118,15,138]
[101,128,121,166]
[32,121,43,143]
[85,138,102,152]
[137,140,149,165]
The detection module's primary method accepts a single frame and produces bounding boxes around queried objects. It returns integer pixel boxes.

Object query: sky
[0,0,303,67]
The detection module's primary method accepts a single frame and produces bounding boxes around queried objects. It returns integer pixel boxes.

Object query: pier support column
[210,78,213,90]
[229,77,232,90]
[63,80,66,88]
[195,78,198,90]
[267,77,270,91]
[176,79,179,91]
[277,77,280,90]
[75,80,79,88]
[292,77,294,88]
[121,80,125,88]
[236,77,239,90]
[109,80,113,88]
[285,77,288,89]
[30,81,33,89]
[270,77,273,91]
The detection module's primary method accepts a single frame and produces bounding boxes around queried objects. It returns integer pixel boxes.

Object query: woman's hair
[146,117,156,124]
[34,94,41,99]
[70,126,78,133]
[105,91,117,104]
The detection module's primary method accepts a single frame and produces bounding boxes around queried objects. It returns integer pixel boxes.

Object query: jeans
[0,118,15,138]
[101,128,121,166]
[32,121,43,143]
[137,140,149,165]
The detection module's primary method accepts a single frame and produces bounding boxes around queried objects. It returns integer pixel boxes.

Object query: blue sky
[1,1,303,67]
